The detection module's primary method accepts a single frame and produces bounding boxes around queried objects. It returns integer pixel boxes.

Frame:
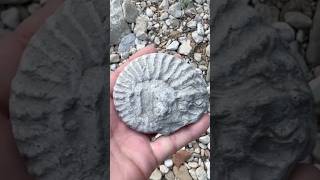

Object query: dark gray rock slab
[9,0,107,179]
[212,0,316,179]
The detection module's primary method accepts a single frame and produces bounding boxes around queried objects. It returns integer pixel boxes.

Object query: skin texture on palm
[110,45,210,180]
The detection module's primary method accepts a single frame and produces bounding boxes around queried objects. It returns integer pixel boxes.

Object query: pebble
[159,165,169,174]
[187,20,197,28]
[134,16,148,40]
[284,11,312,29]
[173,165,193,180]
[166,40,180,50]
[27,3,40,14]
[197,23,205,36]
[154,37,161,45]
[168,2,183,18]
[110,64,117,71]
[118,33,136,54]
[199,143,207,149]
[206,45,210,57]
[296,30,305,43]
[196,166,207,180]
[188,162,199,168]
[122,0,139,23]
[309,77,320,104]
[110,54,120,63]
[199,65,208,71]
[189,169,198,179]
[159,0,169,10]
[150,168,162,180]
[194,53,202,62]
[199,135,210,144]
[146,8,154,17]
[192,31,204,43]
[178,40,192,55]
[160,12,169,20]
[164,159,173,168]
[1,7,20,29]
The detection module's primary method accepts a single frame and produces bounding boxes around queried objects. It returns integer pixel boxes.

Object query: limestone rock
[113,53,208,134]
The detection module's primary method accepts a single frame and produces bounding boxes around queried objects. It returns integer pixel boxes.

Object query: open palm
[109,45,210,180]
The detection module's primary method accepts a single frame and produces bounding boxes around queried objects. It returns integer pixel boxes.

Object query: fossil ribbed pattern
[113,53,209,134]
[9,0,107,179]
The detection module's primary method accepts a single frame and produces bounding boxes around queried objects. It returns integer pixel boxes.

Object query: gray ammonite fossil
[9,0,107,179]
[113,53,209,135]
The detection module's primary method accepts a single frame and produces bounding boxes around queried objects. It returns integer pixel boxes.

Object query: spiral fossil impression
[113,53,209,134]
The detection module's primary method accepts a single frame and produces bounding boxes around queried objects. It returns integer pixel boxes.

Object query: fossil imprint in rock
[113,53,209,134]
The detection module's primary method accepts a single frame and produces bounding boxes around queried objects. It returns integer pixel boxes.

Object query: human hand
[110,45,210,180]
[0,0,63,179]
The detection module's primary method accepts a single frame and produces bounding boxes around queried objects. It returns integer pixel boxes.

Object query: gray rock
[146,8,154,17]
[160,12,169,20]
[118,33,136,54]
[122,0,138,23]
[134,16,148,40]
[192,31,203,43]
[197,22,205,36]
[164,159,173,168]
[187,20,197,29]
[195,166,207,180]
[110,54,120,63]
[194,53,202,62]
[113,53,209,134]
[212,0,315,179]
[1,7,20,29]
[0,0,31,4]
[306,2,320,67]
[159,0,169,10]
[27,3,41,14]
[199,135,210,144]
[10,0,107,179]
[309,76,320,104]
[159,165,169,174]
[168,2,183,18]
[178,40,192,55]
[296,29,305,43]
[272,22,295,42]
[110,0,131,45]
[166,40,180,51]
[284,11,312,29]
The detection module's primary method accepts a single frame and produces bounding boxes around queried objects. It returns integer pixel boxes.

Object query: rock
[110,0,131,45]
[172,150,192,167]
[135,38,147,50]
[164,159,173,168]
[206,45,210,57]
[113,53,209,134]
[134,16,148,40]
[150,168,162,180]
[189,169,198,179]
[165,171,175,180]
[166,40,180,50]
[206,64,210,82]
[187,20,197,29]
[1,7,20,29]
[27,3,41,14]
[110,64,117,71]
[122,0,138,23]
[110,54,120,63]
[173,165,192,180]
[192,31,203,43]
[213,1,315,179]
[160,12,169,20]
[0,0,30,4]
[168,2,183,18]
[188,162,199,168]
[159,165,169,174]
[284,11,312,29]
[272,22,295,42]
[178,40,192,55]
[195,166,207,180]
[199,65,207,71]
[154,37,161,45]
[118,33,136,55]
[307,2,320,67]
[199,135,210,144]
[146,8,154,17]
[197,23,205,36]
[159,0,169,10]
[194,53,202,62]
